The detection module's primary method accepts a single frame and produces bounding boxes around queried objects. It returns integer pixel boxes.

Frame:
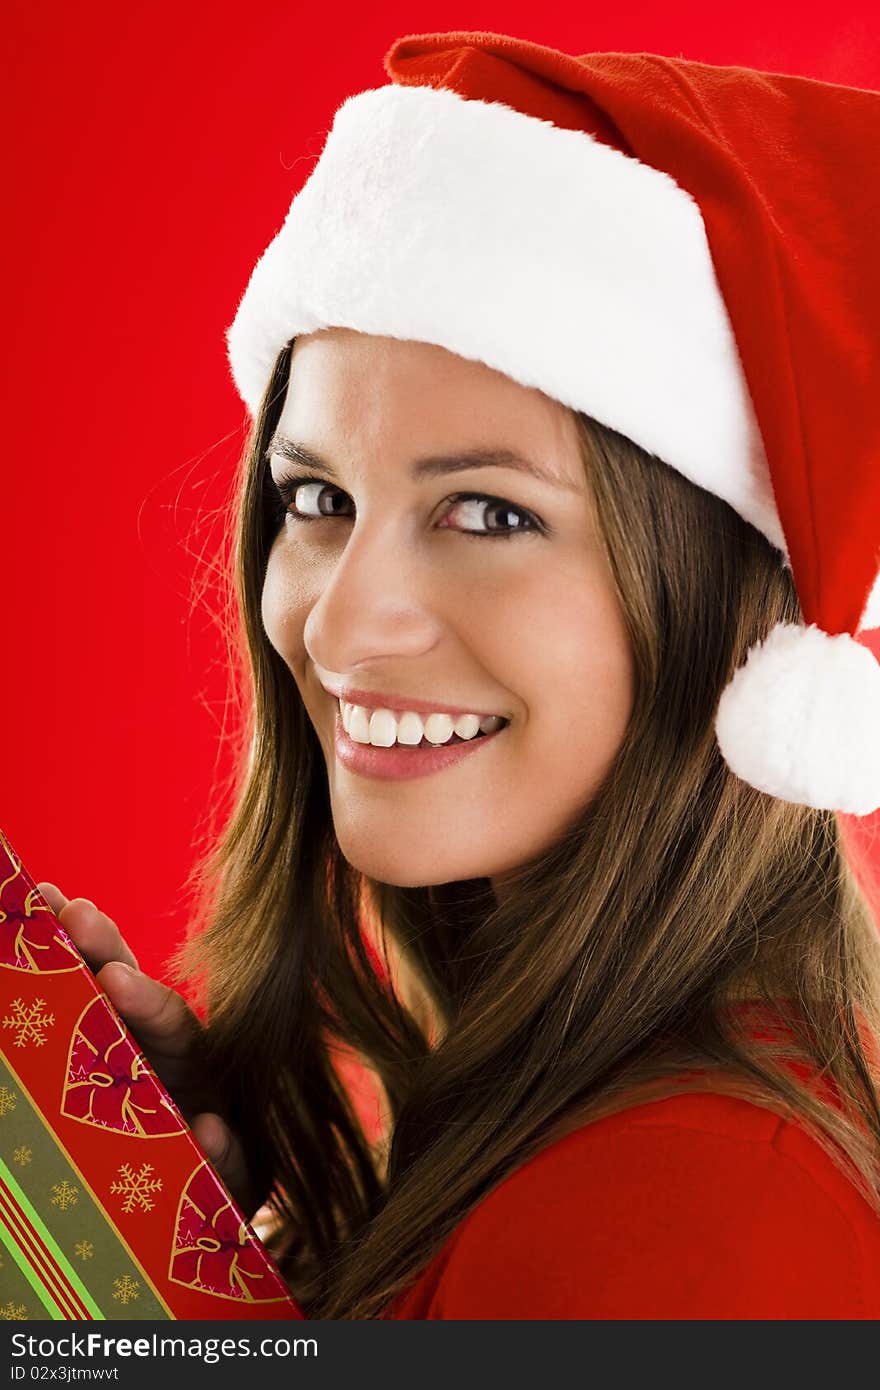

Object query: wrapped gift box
[0,826,303,1321]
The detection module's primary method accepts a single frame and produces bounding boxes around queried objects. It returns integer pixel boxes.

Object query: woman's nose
[302,520,442,673]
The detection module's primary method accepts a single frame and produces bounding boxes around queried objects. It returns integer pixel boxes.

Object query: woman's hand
[36,882,262,1220]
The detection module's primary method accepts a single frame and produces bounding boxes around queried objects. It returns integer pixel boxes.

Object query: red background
[4,1,879,983]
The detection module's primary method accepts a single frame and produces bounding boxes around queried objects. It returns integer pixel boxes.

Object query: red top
[312,1007,880,1318]
[383,1088,880,1319]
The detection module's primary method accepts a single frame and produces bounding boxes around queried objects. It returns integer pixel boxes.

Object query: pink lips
[333,709,507,781]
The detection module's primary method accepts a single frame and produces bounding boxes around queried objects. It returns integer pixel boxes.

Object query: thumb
[191,1111,259,1218]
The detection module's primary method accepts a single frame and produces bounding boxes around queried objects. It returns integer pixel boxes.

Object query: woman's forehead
[278,330,587,485]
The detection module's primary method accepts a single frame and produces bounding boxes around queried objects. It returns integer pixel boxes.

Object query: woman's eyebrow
[266,433,580,492]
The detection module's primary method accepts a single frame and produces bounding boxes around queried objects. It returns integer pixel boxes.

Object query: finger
[191,1112,258,1216]
[36,882,68,916]
[41,892,139,973]
[96,961,200,1060]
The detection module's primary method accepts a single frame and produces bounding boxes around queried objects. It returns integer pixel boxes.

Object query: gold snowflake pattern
[0,1300,28,1319]
[74,1240,95,1261]
[2,998,55,1048]
[112,1274,140,1305]
[12,1145,32,1166]
[50,1179,80,1212]
[109,1162,163,1214]
[0,1085,17,1116]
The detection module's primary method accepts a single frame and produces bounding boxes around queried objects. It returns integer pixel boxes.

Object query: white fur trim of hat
[226,82,880,815]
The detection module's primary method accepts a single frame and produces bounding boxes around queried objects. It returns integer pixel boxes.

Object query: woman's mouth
[333,700,510,781]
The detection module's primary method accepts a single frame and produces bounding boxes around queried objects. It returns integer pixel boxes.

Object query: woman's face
[261,329,635,890]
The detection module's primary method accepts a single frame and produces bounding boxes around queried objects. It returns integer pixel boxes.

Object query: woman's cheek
[261,547,315,659]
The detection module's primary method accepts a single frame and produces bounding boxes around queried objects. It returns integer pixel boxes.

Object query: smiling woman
[156,311,880,1317]
[43,29,880,1321]
[258,329,634,891]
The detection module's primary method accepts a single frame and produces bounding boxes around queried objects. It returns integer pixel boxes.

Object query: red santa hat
[226,32,880,816]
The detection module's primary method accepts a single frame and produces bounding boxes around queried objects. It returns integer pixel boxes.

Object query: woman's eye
[269,475,352,523]
[442,494,541,538]
[289,480,352,518]
[268,473,542,539]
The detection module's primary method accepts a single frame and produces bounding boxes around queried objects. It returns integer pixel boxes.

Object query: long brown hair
[171,339,880,1318]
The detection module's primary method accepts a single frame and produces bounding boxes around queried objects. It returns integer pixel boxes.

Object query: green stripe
[0,1186,66,1318]
[0,1052,169,1319]
[0,1167,85,1317]
[0,1227,42,1319]
[0,1155,102,1317]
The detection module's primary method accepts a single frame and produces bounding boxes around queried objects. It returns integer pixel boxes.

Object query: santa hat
[226,32,880,816]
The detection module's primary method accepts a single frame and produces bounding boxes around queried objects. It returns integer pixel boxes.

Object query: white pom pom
[714,622,880,815]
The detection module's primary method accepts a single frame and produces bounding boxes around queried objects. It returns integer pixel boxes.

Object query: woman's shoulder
[388,1088,880,1319]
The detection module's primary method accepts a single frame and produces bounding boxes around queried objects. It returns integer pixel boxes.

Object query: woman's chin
[338,849,457,889]
[333,835,481,889]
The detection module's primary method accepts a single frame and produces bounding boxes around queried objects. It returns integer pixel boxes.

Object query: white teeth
[348,705,372,744]
[368,709,397,747]
[423,713,455,744]
[396,711,424,746]
[454,713,482,739]
[339,700,506,748]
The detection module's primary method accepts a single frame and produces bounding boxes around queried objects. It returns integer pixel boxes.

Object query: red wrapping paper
[0,825,303,1320]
